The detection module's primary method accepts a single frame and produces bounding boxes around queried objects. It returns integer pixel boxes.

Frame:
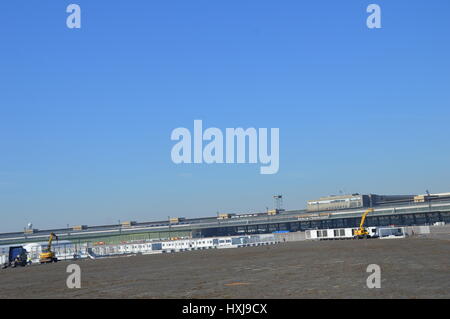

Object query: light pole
[168,216,171,239]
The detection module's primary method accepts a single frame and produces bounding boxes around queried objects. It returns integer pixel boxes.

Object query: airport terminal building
[1,192,449,246]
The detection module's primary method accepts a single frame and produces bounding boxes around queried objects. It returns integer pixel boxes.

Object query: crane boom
[359,208,373,229]
[47,232,57,251]
[354,208,374,239]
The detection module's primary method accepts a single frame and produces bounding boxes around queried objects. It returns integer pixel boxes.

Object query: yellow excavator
[354,208,374,239]
[39,232,58,264]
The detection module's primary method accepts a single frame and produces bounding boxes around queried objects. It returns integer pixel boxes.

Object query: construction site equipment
[354,208,374,239]
[39,232,58,264]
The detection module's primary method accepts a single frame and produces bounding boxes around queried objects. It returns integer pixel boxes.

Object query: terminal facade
[1,192,450,246]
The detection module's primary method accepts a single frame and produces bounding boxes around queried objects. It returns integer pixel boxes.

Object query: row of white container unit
[0,234,279,263]
[305,227,378,240]
[1,239,222,262]
[305,227,407,240]
[92,234,278,255]
[104,238,228,255]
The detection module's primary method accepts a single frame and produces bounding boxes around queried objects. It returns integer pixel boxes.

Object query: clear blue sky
[1,1,449,232]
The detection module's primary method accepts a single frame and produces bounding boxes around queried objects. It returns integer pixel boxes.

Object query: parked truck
[1,246,28,269]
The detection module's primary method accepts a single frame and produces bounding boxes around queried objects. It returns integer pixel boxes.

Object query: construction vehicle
[354,208,374,239]
[39,232,58,264]
[1,246,28,269]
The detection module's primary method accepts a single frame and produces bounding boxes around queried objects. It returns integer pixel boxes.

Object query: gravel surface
[1,237,449,299]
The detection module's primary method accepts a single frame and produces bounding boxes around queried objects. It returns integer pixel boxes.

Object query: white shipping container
[306,228,354,240]
[377,227,405,238]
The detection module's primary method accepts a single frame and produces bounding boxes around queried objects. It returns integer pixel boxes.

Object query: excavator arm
[47,232,58,251]
[354,208,374,238]
[359,208,373,230]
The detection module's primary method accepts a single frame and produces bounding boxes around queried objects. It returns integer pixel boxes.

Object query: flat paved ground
[1,237,449,298]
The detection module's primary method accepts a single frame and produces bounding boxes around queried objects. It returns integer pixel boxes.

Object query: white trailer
[305,227,378,240]
[162,240,191,252]
[306,228,353,240]
[376,227,405,239]
[189,238,215,250]
[217,237,233,248]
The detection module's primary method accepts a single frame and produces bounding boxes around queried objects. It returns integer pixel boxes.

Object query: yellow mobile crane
[354,208,374,239]
[39,232,58,264]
